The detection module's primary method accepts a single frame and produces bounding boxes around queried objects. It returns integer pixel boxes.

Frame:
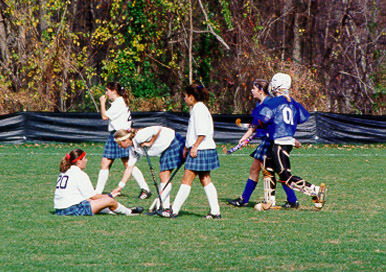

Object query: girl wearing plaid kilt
[112,126,185,210]
[226,79,298,208]
[54,149,143,216]
[158,84,221,219]
[95,82,151,200]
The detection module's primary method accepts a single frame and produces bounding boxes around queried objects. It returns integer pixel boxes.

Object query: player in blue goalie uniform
[226,78,299,209]
[251,73,327,209]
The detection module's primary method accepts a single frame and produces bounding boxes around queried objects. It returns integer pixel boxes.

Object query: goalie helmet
[269,73,291,96]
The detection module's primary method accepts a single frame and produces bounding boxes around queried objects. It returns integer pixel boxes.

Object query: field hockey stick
[235,118,250,129]
[223,133,256,154]
[148,162,184,212]
[143,147,163,208]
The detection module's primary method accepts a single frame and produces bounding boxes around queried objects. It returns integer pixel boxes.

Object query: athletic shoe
[204,213,222,219]
[226,197,248,207]
[128,206,144,215]
[156,209,177,218]
[281,201,300,209]
[313,183,327,210]
[138,189,152,200]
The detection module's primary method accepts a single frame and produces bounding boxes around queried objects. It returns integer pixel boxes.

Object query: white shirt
[106,97,132,131]
[185,102,216,150]
[128,126,175,166]
[54,166,96,209]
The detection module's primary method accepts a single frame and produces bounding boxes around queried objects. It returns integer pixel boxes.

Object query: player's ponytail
[106,82,130,107]
[253,79,269,95]
[185,84,210,103]
[59,149,86,173]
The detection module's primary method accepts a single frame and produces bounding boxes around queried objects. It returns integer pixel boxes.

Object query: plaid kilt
[103,131,129,159]
[55,200,93,216]
[250,136,271,161]
[185,149,220,171]
[159,132,186,171]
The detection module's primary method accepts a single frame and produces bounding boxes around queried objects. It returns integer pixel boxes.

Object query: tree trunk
[293,7,301,63]
[189,0,193,84]
[0,9,8,62]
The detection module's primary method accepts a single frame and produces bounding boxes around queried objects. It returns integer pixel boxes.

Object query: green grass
[1,143,386,271]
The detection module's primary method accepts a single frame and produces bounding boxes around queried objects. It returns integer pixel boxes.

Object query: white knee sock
[132,166,150,191]
[157,183,172,209]
[171,184,191,215]
[113,203,132,216]
[95,169,109,194]
[98,208,116,215]
[204,182,220,215]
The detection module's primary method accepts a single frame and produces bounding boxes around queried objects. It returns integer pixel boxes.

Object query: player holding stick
[226,79,299,208]
[111,126,185,211]
[157,84,221,219]
[253,73,327,209]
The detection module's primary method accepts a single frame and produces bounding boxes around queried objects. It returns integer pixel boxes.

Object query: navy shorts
[185,149,220,172]
[159,132,185,171]
[250,137,271,161]
[103,132,130,159]
[55,200,93,216]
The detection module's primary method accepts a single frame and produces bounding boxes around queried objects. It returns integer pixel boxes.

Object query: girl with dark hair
[226,79,299,209]
[95,82,151,200]
[54,149,143,216]
[157,84,221,219]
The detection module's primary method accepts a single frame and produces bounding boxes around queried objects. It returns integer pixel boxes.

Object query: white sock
[204,182,220,215]
[132,166,150,191]
[113,203,132,216]
[157,183,172,209]
[269,195,276,206]
[98,207,116,215]
[172,184,191,215]
[95,169,109,194]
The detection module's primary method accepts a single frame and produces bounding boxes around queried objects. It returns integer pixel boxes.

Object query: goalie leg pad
[287,176,315,196]
[263,175,276,206]
[272,144,293,180]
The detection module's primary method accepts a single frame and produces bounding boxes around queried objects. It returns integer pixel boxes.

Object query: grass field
[1,142,386,271]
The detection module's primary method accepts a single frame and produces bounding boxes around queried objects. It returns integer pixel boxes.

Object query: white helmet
[269,73,291,96]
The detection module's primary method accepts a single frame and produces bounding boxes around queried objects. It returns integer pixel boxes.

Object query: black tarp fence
[1,111,386,144]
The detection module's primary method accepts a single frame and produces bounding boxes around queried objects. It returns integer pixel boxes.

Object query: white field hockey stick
[235,118,250,129]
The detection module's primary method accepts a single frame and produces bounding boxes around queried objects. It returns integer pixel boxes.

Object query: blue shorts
[103,132,130,159]
[159,132,185,171]
[250,137,271,161]
[185,149,220,172]
[55,200,93,216]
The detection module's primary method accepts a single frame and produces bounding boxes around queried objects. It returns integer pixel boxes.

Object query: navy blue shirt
[251,96,310,140]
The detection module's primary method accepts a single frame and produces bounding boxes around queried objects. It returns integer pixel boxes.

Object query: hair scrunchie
[65,154,71,160]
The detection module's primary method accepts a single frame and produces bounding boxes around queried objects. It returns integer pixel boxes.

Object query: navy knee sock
[242,179,257,203]
[282,183,297,203]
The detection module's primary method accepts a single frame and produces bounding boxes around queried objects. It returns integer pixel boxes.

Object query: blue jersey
[251,96,310,140]
[251,97,271,138]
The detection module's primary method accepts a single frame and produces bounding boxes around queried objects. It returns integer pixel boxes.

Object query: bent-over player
[112,126,185,210]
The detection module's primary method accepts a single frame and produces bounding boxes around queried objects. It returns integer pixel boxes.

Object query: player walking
[253,73,327,209]
[227,79,299,208]
[157,84,221,219]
